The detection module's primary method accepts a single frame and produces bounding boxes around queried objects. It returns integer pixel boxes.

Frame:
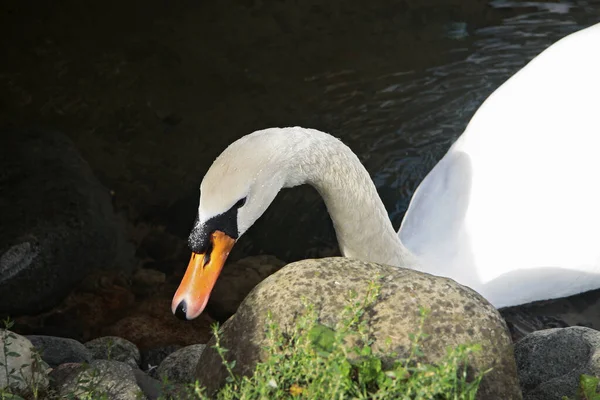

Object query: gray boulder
[27,335,92,367]
[195,257,522,399]
[0,128,133,316]
[53,359,145,400]
[85,336,141,369]
[158,344,206,383]
[515,326,600,400]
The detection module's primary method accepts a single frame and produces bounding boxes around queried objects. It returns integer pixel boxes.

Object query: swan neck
[283,128,416,267]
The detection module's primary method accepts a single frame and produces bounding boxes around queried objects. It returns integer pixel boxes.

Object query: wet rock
[157,344,206,384]
[54,359,145,400]
[27,335,92,367]
[514,326,600,400]
[141,345,182,378]
[0,329,49,396]
[0,128,134,317]
[196,257,522,399]
[207,255,286,321]
[85,336,141,368]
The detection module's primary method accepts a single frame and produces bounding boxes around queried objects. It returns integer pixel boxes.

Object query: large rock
[0,329,49,396]
[0,128,133,316]
[195,257,522,399]
[514,326,600,400]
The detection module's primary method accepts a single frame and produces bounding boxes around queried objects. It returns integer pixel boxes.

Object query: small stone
[158,344,206,384]
[515,326,600,400]
[85,336,141,369]
[56,359,146,400]
[27,335,92,367]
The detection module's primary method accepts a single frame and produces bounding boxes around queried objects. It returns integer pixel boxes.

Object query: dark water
[1,0,599,263]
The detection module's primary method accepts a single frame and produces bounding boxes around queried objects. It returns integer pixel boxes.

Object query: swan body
[172,22,600,319]
[400,21,600,307]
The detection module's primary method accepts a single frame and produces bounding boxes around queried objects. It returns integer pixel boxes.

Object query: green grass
[2,282,491,400]
[563,374,600,400]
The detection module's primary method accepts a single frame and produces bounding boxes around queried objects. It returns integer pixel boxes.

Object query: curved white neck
[278,128,417,268]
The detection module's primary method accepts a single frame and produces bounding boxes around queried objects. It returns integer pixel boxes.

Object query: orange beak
[171,230,236,320]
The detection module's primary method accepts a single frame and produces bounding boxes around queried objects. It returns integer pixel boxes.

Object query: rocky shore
[4,257,600,400]
[3,128,600,400]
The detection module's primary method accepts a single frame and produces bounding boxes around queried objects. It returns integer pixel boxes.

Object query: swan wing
[400,22,600,307]
[398,150,473,280]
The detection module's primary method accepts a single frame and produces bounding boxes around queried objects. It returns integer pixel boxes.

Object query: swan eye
[234,197,247,209]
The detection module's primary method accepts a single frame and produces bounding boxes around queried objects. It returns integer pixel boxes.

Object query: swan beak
[171,230,236,320]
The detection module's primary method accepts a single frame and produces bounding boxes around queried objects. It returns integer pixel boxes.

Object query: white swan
[172,22,600,320]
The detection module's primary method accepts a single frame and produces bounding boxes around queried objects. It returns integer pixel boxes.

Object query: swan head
[171,128,303,320]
